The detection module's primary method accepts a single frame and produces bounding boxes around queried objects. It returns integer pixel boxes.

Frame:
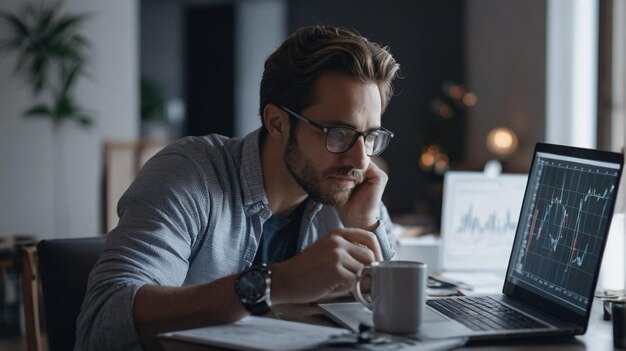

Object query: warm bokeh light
[439,104,454,118]
[420,150,435,167]
[462,92,478,106]
[486,127,518,156]
[447,84,465,100]
[419,144,449,174]
[434,153,449,173]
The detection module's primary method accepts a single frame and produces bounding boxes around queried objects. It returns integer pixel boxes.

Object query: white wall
[0,0,139,239]
[607,0,626,215]
[546,0,598,148]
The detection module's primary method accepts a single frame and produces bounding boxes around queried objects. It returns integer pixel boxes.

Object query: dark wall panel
[185,5,234,137]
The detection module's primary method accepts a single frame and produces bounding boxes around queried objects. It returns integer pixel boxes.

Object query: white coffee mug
[354,260,426,334]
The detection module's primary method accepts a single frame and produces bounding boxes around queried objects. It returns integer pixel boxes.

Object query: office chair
[20,244,43,351]
[37,237,105,351]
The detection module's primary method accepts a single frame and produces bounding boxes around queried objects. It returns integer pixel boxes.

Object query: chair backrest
[20,244,44,351]
[37,237,105,351]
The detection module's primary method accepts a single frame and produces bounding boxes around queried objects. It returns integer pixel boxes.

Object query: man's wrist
[343,217,380,231]
[366,218,381,232]
[267,263,288,304]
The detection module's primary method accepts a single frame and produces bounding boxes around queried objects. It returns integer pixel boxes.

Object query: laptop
[319,143,624,341]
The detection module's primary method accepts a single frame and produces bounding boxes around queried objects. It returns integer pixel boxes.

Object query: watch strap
[235,265,272,315]
[246,297,271,315]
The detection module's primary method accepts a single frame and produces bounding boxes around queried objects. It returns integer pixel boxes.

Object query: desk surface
[159,299,614,351]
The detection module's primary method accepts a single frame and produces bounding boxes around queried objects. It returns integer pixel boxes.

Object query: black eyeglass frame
[280,106,394,156]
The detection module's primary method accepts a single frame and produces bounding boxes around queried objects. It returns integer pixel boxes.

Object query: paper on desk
[438,271,504,295]
[159,316,349,351]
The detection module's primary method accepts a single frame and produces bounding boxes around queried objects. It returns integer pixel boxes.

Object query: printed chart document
[441,172,526,271]
[159,315,467,351]
[159,316,348,351]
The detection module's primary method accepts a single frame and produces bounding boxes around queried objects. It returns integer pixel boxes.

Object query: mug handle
[354,266,372,310]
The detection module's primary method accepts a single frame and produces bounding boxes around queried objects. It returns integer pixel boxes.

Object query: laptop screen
[505,143,623,318]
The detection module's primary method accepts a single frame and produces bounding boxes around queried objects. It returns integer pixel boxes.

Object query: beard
[284,127,365,207]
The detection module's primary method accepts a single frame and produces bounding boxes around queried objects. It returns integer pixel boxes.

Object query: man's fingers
[335,228,383,261]
[338,245,368,274]
[348,241,376,265]
[364,160,388,185]
[335,264,360,291]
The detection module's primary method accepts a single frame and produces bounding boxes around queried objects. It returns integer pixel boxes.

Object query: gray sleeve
[373,202,396,260]
[74,150,210,351]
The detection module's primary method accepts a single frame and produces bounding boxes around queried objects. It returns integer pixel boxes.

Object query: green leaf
[2,2,93,129]
[36,4,58,35]
[54,94,74,118]
[30,56,49,93]
[70,34,89,49]
[23,104,52,117]
[60,63,80,96]
[0,38,24,52]
[49,43,83,62]
[74,113,94,126]
[0,12,31,38]
[49,15,84,40]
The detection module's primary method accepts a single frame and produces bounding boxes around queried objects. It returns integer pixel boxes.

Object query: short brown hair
[259,25,400,132]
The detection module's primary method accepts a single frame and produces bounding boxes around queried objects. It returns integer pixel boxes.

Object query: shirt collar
[239,129,324,218]
[240,129,270,214]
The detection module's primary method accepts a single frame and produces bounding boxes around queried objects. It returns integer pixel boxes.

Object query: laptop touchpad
[424,306,449,323]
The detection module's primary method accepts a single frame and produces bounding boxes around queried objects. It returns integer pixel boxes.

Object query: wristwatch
[234,264,272,315]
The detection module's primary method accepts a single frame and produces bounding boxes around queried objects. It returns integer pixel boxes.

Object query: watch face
[238,270,267,303]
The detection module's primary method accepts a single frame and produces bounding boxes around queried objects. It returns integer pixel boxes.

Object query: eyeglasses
[281,106,394,156]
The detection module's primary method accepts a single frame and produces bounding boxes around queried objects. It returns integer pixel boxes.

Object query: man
[75,25,400,350]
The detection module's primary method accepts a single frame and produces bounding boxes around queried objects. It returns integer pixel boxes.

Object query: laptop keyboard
[427,296,549,331]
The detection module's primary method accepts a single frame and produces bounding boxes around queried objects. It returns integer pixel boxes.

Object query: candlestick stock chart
[511,156,619,310]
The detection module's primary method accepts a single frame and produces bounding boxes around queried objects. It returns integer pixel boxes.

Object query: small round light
[434,153,449,174]
[486,127,518,156]
[439,104,454,119]
[419,144,449,173]
[420,152,435,167]
[447,84,465,100]
[462,92,478,107]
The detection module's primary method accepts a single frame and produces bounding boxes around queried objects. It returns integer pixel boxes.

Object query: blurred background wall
[0,0,138,239]
[0,0,622,240]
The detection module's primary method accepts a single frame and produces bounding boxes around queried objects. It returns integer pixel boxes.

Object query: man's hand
[270,228,382,304]
[338,161,388,230]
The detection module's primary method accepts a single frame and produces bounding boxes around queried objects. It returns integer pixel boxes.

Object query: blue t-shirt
[253,203,306,265]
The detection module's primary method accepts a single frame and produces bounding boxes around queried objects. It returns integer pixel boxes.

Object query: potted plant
[0,1,93,126]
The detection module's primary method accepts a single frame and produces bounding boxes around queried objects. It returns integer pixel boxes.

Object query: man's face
[283,72,382,206]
